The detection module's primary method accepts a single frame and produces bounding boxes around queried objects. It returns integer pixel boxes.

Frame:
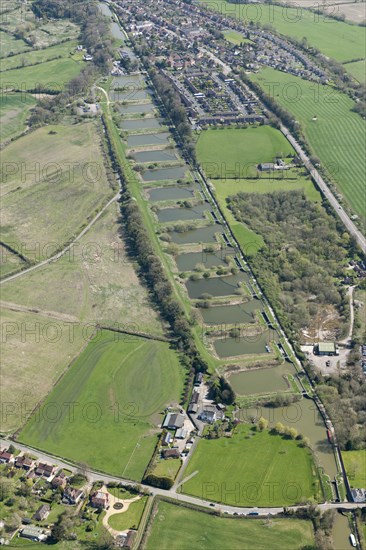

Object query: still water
[133,149,178,163]
[157,203,208,223]
[185,273,249,299]
[169,224,223,245]
[200,299,262,325]
[127,133,170,147]
[142,166,188,182]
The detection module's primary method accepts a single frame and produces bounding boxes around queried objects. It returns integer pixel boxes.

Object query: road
[0,192,120,285]
[202,49,366,254]
[2,438,364,516]
[281,127,366,254]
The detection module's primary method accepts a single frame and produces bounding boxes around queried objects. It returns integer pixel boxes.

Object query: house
[15,455,33,470]
[199,405,217,424]
[33,504,50,521]
[162,432,172,446]
[162,412,185,430]
[52,476,67,489]
[20,526,47,542]
[175,428,187,439]
[90,490,109,509]
[162,448,180,459]
[351,488,366,503]
[0,449,14,463]
[35,462,55,478]
[63,486,84,505]
[316,342,338,356]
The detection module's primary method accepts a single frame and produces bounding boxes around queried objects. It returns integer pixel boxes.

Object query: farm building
[20,526,47,542]
[162,412,185,429]
[258,162,275,171]
[176,428,187,439]
[316,342,338,356]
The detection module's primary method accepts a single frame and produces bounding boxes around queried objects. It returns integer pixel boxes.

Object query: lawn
[345,59,366,85]
[151,458,182,479]
[0,93,36,143]
[342,450,366,488]
[108,497,147,531]
[199,0,366,62]
[144,501,315,550]
[196,126,294,179]
[0,122,113,257]
[1,57,82,92]
[181,424,320,506]
[20,331,185,480]
[223,30,253,46]
[252,68,366,224]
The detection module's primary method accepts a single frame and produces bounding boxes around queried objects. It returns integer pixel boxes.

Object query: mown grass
[199,0,366,62]
[145,501,315,550]
[20,331,185,480]
[223,30,253,46]
[252,68,366,224]
[181,424,320,506]
[108,497,147,531]
[342,450,366,488]
[196,126,294,179]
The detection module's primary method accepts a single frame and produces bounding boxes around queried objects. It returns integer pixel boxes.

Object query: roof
[163,412,185,429]
[175,428,187,439]
[318,342,336,352]
[21,526,44,537]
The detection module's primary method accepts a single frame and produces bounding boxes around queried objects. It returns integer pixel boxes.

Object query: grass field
[196,126,320,257]
[199,0,366,62]
[0,31,30,57]
[253,68,366,224]
[20,331,184,480]
[181,424,320,506]
[196,126,294,179]
[1,57,82,92]
[0,93,36,143]
[0,244,27,277]
[223,30,253,45]
[152,458,182,479]
[0,307,86,433]
[0,122,113,258]
[108,497,147,531]
[0,202,164,335]
[0,40,77,72]
[344,59,366,84]
[144,501,315,550]
[342,450,366,488]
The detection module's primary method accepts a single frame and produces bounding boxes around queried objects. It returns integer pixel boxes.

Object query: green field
[181,424,320,506]
[196,126,319,257]
[342,450,366,488]
[345,59,366,84]
[223,30,253,46]
[145,501,315,550]
[0,122,113,257]
[1,57,82,92]
[0,31,30,57]
[0,93,36,142]
[108,497,147,531]
[197,126,294,179]
[20,331,184,480]
[199,0,366,62]
[253,68,366,223]
[0,40,77,72]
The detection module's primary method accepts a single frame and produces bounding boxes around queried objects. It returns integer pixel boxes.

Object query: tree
[258,417,268,431]
[274,422,285,434]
